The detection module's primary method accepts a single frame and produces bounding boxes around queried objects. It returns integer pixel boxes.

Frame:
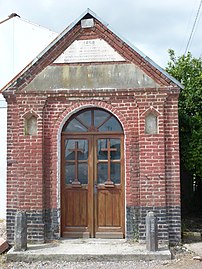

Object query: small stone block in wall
[0,238,9,254]
[14,211,27,251]
[146,211,158,252]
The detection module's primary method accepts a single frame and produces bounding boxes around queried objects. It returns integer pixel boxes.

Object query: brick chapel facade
[2,10,182,245]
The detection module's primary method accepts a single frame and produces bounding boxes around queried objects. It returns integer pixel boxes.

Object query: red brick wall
[5,94,46,211]
[164,94,181,206]
[7,89,179,211]
[5,87,180,243]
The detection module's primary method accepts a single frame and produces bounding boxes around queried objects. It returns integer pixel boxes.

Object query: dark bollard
[146,211,158,251]
[14,211,27,251]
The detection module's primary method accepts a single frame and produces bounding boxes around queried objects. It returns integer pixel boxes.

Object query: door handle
[94,184,97,194]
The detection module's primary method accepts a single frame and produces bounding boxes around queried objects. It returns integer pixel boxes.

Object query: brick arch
[53,100,127,137]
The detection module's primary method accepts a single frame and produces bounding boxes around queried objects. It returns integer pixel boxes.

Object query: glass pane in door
[110,139,121,160]
[97,163,108,184]
[65,140,88,160]
[97,138,121,185]
[78,163,88,184]
[110,163,120,184]
[65,139,88,185]
[97,139,108,160]
[65,163,75,184]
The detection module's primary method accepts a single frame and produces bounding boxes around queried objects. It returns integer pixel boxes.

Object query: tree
[166,50,202,214]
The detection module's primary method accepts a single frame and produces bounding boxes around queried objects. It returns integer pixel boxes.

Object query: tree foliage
[166,50,202,179]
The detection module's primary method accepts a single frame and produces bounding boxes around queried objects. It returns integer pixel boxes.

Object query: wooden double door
[61,134,125,238]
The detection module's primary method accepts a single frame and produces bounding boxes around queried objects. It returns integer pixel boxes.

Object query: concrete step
[7,239,171,262]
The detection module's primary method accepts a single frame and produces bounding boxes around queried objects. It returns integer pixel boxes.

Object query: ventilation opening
[81,18,94,28]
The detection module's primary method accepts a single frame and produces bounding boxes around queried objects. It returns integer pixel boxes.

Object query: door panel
[64,189,88,227]
[61,137,92,238]
[97,189,121,227]
[94,136,124,238]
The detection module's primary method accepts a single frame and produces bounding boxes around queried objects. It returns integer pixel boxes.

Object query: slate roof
[0,9,183,93]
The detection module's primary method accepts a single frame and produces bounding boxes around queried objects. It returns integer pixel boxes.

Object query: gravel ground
[1,219,202,269]
[1,255,202,269]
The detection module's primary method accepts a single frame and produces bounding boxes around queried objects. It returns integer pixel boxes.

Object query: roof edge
[1,8,183,93]
[144,56,184,89]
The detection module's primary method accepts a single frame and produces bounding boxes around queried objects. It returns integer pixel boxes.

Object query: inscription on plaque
[54,39,126,63]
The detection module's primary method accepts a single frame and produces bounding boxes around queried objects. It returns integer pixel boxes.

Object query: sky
[1,0,202,71]
[0,0,202,218]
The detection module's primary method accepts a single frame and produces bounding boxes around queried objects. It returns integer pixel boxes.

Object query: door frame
[60,132,125,238]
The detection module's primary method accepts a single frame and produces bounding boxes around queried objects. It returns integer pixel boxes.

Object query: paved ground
[1,219,202,268]
[184,242,202,257]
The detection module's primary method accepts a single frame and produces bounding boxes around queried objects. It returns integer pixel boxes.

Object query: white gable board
[54,38,126,63]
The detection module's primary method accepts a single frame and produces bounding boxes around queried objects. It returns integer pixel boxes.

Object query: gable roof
[1,9,183,93]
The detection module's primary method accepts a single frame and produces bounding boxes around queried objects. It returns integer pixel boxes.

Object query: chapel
[1,9,182,245]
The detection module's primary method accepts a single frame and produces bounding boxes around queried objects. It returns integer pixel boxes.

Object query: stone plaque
[54,39,126,63]
[145,113,158,134]
[25,115,37,136]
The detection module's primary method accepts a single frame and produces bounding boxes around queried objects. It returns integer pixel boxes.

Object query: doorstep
[7,239,171,262]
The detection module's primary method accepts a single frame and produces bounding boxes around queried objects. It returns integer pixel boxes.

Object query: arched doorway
[61,108,125,238]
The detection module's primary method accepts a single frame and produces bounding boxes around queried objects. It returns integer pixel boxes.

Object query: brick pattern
[126,205,181,245]
[164,95,181,207]
[167,206,181,244]
[6,209,16,242]
[138,206,169,245]
[7,209,45,243]
[3,14,181,245]
[45,208,60,240]
[126,206,140,240]
[7,206,180,244]
[7,208,60,243]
